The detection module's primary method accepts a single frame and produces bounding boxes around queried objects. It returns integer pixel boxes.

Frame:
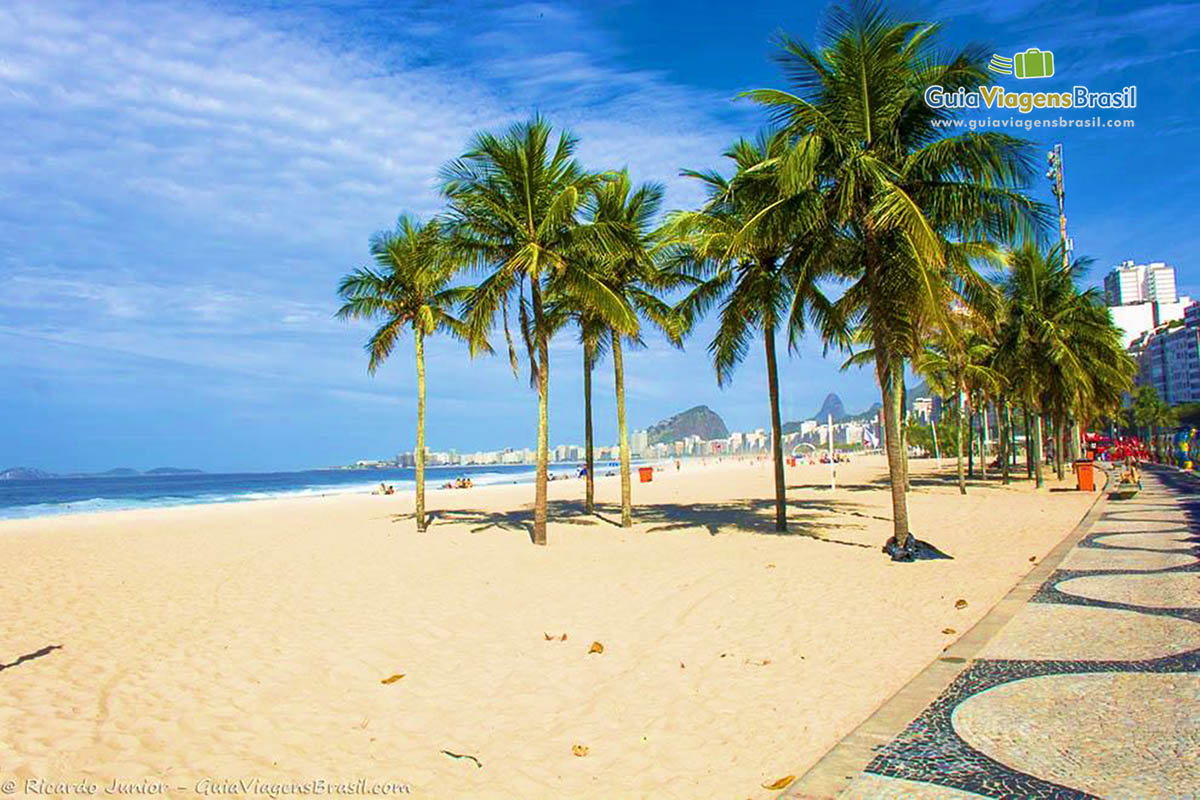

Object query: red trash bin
[638,466,654,483]
[1073,460,1095,492]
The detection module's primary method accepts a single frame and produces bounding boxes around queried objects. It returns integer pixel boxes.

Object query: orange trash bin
[1073,459,1095,492]
[639,466,654,483]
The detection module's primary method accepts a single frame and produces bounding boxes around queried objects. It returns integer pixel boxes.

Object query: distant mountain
[646,405,730,445]
[848,402,883,422]
[0,466,203,481]
[813,393,846,422]
[781,393,883,434]
[0,466,55,480]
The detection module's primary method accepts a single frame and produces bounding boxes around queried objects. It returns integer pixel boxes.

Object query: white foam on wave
[0,468,574,521]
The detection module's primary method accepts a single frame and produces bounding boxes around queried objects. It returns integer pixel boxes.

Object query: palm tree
[916,317,999,494]
[542,293,610,515]
[995,243,1135,487]
[336,216,472,532]
[1132,385,1178,460]
[670,131,836,533]
[440,117,634,545]
[577,314,609,514]
[746,3,1043,554]
[588,172,688,527]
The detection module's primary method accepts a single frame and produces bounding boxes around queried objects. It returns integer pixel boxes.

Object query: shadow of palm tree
[805,467,1041,494]
[392,499,612,543]
[394,497,881,549]
[632,497,875,548]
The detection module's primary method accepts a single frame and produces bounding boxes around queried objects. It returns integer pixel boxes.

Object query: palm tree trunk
[1034,412,1045,488]
[1055,414,1065,481]
[764,323,787,532]
[956,384,966,494]
[612,330,632,528]
[900,372,911,492]
[980,402,989,481]
[1010,404,1018,471]
[414,327,427,532]
[1001,399,1011,486]
[967,400,975,479]
[1024,407,1033,479]
[878,352,910,549]
[583,342,595,515]
[531,283,550,546]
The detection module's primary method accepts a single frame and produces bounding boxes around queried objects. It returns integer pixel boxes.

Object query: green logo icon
[989,48,1055,79]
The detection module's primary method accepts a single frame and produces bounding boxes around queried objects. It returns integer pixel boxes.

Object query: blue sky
[1,0,1197,473]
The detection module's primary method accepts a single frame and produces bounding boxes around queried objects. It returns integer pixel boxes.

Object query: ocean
[0,463,599,520]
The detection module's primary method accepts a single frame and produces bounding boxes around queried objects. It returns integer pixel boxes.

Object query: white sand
[0,456,1094,798]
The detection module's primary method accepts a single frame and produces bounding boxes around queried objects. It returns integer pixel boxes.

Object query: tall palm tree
[542,293,610,515]
[746,3,1043,554]
[578,314,608,514]
[995,243,1135,487]
[588,172,688,527]
[1132,385,1178,460]
[670,131,836,533]
[916,317,999,494]
[440,117,634,545]
[336,216,472,532]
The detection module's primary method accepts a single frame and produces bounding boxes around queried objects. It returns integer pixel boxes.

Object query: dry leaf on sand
[380,674,405,685]
[762,774,795,790]
[588,641,604,654]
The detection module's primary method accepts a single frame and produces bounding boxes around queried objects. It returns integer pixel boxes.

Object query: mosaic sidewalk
[789,467,1200,800]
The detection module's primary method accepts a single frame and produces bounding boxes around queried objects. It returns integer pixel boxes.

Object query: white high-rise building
[1105,261,1146,306]
[1105,260,1185,347]
[1146,262,1177,304]
[1105,260,1178,305]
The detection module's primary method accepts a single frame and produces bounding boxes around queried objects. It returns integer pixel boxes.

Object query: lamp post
[1046,144,1071,269]
[1047,144,1084,461]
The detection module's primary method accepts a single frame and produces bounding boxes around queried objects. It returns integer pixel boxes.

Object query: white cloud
[0,0,798,465]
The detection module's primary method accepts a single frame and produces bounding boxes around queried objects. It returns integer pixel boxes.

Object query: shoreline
[0,455,771,525]
[0,460,652,524]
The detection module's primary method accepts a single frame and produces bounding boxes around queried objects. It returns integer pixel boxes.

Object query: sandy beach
[0,456,1096,799]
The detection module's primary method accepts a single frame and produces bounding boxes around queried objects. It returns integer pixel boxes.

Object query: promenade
[790,466,1200,799]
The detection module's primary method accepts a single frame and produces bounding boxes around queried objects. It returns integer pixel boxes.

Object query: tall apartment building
[1105,261,1187,347]
[1130,300,1200,405]
[1105,260,1177,305]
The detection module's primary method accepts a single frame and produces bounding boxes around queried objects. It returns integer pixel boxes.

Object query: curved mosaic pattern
[977,605,1200,661]
[861,468,1200,798]
[1057,546,1195,571]
[1057,572,1200,609]
[1085,530,1196,551]
[953,672,1200,799]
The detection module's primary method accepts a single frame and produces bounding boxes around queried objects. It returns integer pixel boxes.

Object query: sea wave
[0,464,587,521]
